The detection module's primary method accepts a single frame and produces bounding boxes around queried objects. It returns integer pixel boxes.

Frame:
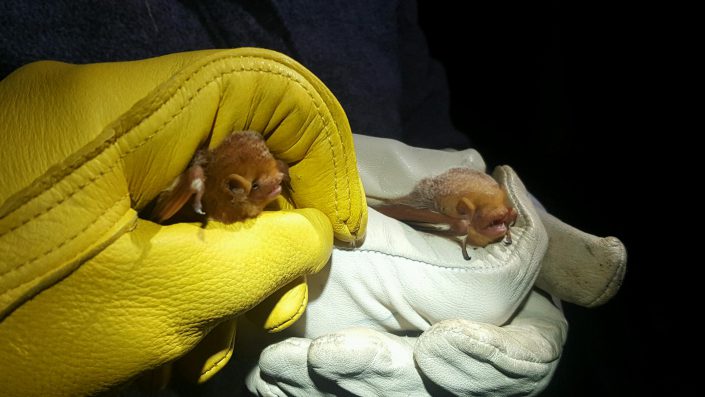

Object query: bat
[150,131,289,224]
[372,167,517,260]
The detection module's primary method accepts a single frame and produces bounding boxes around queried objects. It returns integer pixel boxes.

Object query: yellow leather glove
[0,48,366,397]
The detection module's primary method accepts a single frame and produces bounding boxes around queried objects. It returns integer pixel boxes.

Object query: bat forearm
[374,204,469,235]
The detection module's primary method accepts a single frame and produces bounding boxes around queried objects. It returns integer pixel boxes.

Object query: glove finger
[536,210,627,307]
[248,337,336,397]
[306,328,426,397]
[247,366,288,397]
[415,291,566,396]
[173,318,238,384]
[246,276,311,333]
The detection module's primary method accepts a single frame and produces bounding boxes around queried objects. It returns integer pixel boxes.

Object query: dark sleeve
[0,0,469,149]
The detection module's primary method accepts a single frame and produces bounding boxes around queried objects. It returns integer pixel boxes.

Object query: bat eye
[251,181,260,190]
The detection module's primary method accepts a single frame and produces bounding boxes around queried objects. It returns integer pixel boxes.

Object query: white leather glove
[247,289,565,397]
[240,135,625,396]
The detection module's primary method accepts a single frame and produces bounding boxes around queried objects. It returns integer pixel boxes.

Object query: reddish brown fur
[374,168,517,253]
[151,131,288,224]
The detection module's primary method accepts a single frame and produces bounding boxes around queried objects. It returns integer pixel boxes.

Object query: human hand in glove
[0,48,366,397]
[244,134,626,396]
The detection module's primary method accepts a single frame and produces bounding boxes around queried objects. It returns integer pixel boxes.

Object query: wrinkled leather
[246,291,566,397]
[0,48,366,396]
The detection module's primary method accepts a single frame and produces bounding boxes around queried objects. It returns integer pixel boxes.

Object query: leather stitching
[266,286,308,332]
[200,332,236,377]
[0,193,130,291]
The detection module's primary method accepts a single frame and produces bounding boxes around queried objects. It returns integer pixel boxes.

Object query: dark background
[417,1,674,396]
[0,0,677,395]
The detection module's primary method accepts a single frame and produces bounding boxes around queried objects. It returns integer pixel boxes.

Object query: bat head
[458,193,517,247]
[434,169,517,248]
[203,132,289,223]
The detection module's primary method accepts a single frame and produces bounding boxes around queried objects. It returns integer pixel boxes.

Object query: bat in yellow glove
[0,48,367,397]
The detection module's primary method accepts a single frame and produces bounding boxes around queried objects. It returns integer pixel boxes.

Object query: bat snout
[474,207,515,241]
[249,177,284,206]
[480,218,508,239]
[266,185,282,200]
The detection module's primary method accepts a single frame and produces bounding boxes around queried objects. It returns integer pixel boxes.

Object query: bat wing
[403,221,453,233]
[151,165,206,223]
[373,204,468,236]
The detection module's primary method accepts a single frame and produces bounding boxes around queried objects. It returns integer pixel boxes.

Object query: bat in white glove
[236,135,624,396]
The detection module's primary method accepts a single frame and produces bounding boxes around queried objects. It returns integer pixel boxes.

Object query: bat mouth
[481,218,508,239]
[267,185,282,199]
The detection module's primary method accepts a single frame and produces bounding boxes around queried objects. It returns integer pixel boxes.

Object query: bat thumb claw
[462,235,471,260]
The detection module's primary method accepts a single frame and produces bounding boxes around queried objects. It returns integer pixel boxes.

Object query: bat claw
[503,230,513,245]
[462,235,471,260]
[193,203,205,215]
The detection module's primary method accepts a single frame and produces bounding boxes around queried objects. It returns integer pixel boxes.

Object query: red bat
[151,131,289,224]
[373,168,517,259]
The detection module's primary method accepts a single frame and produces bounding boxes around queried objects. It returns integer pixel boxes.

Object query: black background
[0,1,681,395]
[417,1,677,396]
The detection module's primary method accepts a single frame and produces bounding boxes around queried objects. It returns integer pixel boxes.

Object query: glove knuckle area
[415,320,553,395]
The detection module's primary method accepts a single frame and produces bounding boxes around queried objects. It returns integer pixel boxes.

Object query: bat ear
[456,197,476,219]
[227,173,251,195]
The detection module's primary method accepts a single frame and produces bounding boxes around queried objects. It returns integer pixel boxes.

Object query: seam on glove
[1,53,354,237]
[200,335,236,379]
[266,286,308,333]
[0,193,130,283]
